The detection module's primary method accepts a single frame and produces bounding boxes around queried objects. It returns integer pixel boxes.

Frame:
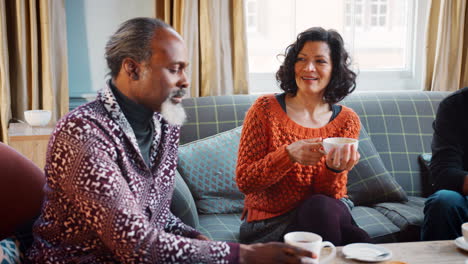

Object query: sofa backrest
[180,95,258,144]
[180,91,450,196]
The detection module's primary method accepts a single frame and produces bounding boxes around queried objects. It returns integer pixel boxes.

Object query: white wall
[66,0,154,99]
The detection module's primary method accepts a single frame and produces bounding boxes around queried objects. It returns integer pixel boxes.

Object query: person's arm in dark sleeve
[430,97,468,194]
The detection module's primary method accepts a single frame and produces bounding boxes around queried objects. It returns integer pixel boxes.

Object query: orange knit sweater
[236,95,360,222]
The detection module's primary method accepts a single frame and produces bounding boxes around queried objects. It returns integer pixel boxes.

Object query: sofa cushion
[372,196,425,242]
[170,170,199,228]
[178,126,245,214]
[198,214,242,242]
[0,142,45,240]
[351,206,401,243]
[0,238,21,264]
[347,127,408,206]
[373,196,425,230]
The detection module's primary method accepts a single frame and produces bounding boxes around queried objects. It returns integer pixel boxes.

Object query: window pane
[248,1,256,12]
[356,17,362,26]
[248,16,255,27]
[356,5,362,13]
[346,16,351,26]
[381,5,387,13]
[380,16,386,26]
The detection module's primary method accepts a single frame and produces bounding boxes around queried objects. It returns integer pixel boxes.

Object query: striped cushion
[373,196,425,230]
[347,126,408,205]
[351,206,400,243]
[341,91,448,196]
[178,126,245,214]
[371,196,426,242]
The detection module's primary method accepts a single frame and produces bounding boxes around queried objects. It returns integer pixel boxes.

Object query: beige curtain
[156,0,249,97]
[0,0,69,143]
[425,0,468,91]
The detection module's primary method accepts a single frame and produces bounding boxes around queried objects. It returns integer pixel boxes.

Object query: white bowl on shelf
[24,110,52,127]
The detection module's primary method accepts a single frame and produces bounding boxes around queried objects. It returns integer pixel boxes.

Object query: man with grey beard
[28,18,313,263]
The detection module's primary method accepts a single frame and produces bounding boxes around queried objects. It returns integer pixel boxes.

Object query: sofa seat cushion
[198,214,242,242]
[178,126,244,214]
[373,196,425,230]
[0,238,20,264]
[347,127,408,206]
[373,196,425,228]
[351,206,400,243]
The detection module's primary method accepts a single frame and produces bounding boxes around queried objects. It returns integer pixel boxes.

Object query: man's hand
[239,242,316,264]
[463,175,468,196]
[195,234,211,241]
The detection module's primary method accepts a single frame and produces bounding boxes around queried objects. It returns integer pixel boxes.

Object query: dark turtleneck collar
[109,80,153,126]
[109,79,155,167]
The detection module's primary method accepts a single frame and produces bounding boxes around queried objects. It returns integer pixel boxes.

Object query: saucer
[455,236,468,251]
[342,243,392,262]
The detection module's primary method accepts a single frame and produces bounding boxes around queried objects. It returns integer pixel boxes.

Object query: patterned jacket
[28,84,239,263]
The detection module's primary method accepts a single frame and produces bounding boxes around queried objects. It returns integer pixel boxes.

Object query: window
[246,0,430,94]
[370,0,388,28]
[346,0,364,28]
[246,0,259,33]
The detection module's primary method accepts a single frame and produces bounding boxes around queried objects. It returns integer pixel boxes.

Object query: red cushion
[0,142,45,240]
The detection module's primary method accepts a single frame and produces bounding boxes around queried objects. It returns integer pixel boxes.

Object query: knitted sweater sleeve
[236,97,295,194]
[49,118,239,264]
[314,109,361,198]
[164,211,201,238]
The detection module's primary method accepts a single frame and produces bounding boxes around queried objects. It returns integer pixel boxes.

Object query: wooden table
[8,122,54,169]
[320,240,468,264]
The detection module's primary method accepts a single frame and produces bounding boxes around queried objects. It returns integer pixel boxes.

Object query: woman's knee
[297,194,343,215]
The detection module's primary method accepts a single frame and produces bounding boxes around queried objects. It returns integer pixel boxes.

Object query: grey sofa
[171,90,450,244]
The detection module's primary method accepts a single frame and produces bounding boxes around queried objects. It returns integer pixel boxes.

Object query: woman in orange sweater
[236,27,370,246]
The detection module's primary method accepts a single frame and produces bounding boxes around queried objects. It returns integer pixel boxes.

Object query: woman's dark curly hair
[276,27,356,104]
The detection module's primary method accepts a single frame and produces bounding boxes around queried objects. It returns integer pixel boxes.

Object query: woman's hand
[325,143,360,171]
[286,138,324,166]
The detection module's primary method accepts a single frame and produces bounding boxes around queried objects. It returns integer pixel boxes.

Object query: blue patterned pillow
[0,238,20,264]
[178,126,244,214]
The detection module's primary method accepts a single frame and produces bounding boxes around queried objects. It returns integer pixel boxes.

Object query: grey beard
[160,97,187,126]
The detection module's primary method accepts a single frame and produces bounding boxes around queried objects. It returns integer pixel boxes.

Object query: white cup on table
[284,231,336,264]
[462,222,468,242]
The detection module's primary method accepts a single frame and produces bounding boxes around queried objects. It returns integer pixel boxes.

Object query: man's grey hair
[105,17,170,78]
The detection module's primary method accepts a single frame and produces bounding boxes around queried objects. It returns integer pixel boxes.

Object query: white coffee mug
[284,231,336,264]
[322,137,359,154]
[462,222,468,242]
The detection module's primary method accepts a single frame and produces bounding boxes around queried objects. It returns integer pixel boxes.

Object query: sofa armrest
[170,170,200,228]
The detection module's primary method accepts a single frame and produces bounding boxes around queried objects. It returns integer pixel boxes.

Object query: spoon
[345,252,390,260]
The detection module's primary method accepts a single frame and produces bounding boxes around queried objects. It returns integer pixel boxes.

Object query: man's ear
[122,58,140,80]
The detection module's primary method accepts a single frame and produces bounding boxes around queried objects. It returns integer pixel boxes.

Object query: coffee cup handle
[318,241,336,264]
